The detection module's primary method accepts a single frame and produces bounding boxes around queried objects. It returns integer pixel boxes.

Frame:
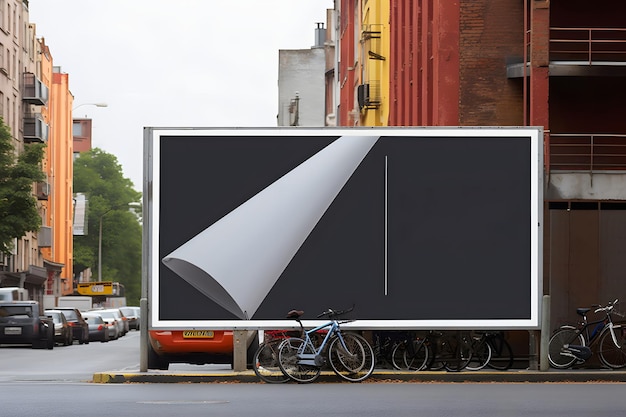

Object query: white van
[0,287,28,301]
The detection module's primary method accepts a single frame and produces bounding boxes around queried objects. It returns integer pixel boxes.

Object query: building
[0,2,75,307]
[72,118,92,154]
[0,2,49,302]
[328,0,626,360]
[44,64,74,298]
[277,23,327,127]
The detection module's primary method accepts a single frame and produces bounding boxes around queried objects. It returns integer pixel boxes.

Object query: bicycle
[421,330,472,372]
[548,298,626,369]
[390,331,430,371]
[372,330,409,370]
[252,310,305,383]
[277,306,375,383]
[465,331,514,371]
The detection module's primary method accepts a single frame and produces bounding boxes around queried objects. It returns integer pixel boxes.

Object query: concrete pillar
[233,330,248,372]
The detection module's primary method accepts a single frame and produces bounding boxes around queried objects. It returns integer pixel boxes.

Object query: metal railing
[550,27,626,64]
[548,133,626,172]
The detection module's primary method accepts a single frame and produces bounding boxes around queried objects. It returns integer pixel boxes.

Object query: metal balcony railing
[550,27,626,64]
[548,133,626,172]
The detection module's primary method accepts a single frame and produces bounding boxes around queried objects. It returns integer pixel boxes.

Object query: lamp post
[97,207,116,283]
[97,202,139,282]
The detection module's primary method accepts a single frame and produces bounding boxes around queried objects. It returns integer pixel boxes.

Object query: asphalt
[92,367,626,384]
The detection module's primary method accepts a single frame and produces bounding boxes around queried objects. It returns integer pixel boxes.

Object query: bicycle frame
[577,314,620,348]
[294,320,351,366]
[562,303,621,351]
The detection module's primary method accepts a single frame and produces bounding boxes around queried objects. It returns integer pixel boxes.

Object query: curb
[92,369,626,384]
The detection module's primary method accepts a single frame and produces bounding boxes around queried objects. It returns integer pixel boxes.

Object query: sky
[29,0,334,191]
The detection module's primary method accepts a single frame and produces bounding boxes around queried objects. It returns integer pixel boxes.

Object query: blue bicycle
[277,306,375,383]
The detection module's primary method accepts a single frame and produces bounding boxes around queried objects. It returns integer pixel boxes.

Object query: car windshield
[45,311,62,323]
[84,315,104,324]
[0,306,33,317]
[98,311,115,319]
[120,308,136,317]
[61,310,78,320]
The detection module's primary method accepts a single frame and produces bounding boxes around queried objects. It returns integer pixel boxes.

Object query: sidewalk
[93,367,626,384]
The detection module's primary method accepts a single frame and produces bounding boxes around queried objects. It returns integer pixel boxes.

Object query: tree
[0,118,45,254]
[73,148,142,304]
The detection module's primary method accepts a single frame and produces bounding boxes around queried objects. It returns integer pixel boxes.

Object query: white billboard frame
[144,127,543,330]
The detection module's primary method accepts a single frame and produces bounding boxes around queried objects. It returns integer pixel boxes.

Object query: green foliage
[73,148,142,304]
[0,119,46,255]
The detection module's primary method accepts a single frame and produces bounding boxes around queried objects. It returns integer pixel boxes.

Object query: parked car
[92,310,120,340]
[95,309,125,338]
[0,301,54,349]
[81,312,109,343]
[119,306,140,330]
[114,308,130,334]
[55,307,89,344]
[44,309,72,346]
[147,329,258,370]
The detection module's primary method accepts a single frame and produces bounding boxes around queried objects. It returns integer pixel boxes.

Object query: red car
[148,329,258,370]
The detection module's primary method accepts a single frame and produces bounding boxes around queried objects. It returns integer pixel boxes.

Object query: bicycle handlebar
[594,298,619,314]
[316,304,355,319]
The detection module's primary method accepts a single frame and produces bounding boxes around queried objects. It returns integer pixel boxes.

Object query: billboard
[145,128,542,330]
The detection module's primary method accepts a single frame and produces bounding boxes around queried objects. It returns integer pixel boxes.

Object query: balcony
[23,114,49,143]
[22,73,49,106]
[508,27,626,77]
[550,27,626,64]
[357,81,381,110]
[547,133,626,172]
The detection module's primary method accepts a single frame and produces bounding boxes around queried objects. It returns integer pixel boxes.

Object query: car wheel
[147,342,169,370]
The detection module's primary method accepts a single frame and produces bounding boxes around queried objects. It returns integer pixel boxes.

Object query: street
[0,331,625,416]
[2,378,626,417]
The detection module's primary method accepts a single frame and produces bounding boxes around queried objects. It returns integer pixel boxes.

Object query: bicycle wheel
[391,340,407,370]
[402,338,429,371]
[277,337,321,383]
[547,326,584,369]
[329,333,375,382]
[252,339,290,383]
[487,335,514,370]
[443,332,472,372]
[465,337,492,371]
[598,325,626,369]
[427,336,446,371]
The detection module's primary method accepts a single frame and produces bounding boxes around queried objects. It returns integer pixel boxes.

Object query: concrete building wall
[277,47,325,127]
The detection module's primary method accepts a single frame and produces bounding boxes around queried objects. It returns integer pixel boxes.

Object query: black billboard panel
[145,128,542,329]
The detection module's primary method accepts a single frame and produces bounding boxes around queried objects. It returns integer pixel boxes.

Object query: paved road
[2,331,626,417]
[0,329,140,382]
[2,380,626,417]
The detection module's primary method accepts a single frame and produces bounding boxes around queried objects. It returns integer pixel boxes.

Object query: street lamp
[73,102,108,112]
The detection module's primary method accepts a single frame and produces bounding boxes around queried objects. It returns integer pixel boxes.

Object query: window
[72,121,83,136]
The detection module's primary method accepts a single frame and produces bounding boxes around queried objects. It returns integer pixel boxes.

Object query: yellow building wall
[360,0,390,126]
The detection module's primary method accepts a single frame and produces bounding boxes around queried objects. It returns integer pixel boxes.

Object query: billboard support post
[233,330,248,371]
[540,294,550,371]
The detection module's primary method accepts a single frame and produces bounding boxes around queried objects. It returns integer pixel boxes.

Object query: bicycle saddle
[576,308,591,316]
[286,309,304,319]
